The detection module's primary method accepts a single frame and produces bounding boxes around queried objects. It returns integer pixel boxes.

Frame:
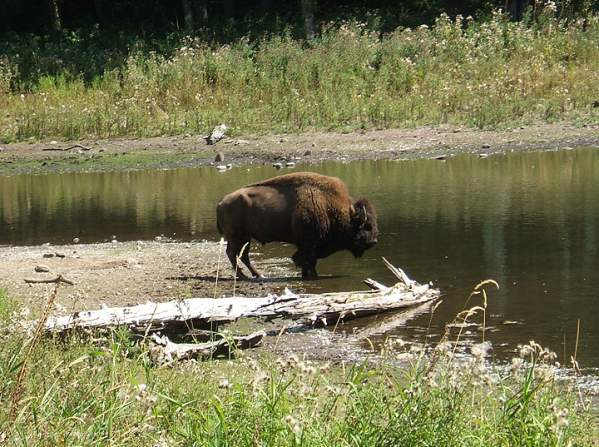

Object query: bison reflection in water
[216,172,379,279]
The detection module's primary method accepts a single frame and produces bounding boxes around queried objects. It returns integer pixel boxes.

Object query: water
[1,147,598,367]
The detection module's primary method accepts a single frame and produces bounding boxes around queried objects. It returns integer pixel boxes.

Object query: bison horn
[353,202,367,222]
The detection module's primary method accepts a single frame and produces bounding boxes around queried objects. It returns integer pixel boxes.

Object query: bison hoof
[301,269,318,279]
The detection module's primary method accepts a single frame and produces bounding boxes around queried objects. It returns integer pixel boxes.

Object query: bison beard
[216,172,378,279]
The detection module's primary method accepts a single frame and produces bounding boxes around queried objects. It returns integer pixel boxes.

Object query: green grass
[1,10,599,143]
[0,287,596,446]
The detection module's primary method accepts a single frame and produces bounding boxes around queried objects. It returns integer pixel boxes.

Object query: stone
[43,253,55,258]
[214,152,225,162]
[303,149,312,156]
[272,162,283,169]
[35,265,50,273]
[55,252,66,258]
[206,124,228,145]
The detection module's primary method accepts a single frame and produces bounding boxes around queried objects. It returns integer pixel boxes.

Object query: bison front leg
[292,248,318,279]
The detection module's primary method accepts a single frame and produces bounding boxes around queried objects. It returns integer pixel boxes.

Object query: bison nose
[372,238,378,244]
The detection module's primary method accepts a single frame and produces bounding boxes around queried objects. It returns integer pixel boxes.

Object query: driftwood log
[42,258,440,334]
[150,331,265,364]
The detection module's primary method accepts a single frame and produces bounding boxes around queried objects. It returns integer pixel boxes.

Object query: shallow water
[1,147,598,367]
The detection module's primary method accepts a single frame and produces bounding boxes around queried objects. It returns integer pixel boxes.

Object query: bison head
[349,199,379,258]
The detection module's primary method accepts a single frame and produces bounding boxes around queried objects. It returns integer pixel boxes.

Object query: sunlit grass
[0,281,596,446]
[1,10,599,143]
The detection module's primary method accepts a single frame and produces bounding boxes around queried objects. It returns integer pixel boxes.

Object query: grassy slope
[1,12,599,143]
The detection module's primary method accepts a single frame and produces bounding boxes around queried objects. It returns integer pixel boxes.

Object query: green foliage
[1,11,599,142]
[0,279,595,447]
[0,328,595,446]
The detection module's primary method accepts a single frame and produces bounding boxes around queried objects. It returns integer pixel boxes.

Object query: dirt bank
[1,123,599,175]
[0,240,300,313]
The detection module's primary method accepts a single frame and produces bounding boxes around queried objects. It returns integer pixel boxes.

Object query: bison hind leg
[240,240,263,278]
[226,239,250,280]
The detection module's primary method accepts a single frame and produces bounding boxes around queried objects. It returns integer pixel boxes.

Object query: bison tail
[216,202,224,234]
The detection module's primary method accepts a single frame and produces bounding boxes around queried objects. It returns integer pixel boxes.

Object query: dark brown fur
[216,172,378,279]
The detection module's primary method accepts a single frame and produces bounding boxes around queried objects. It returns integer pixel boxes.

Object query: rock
[55,252,66,258]
[216,165,227,171]
[214,152,225,163]
[0,146,4,152]
[73,237,80,244]
[303,149,312,156]
[206,124,228,145]
[592,100,599,108]
[434,155,448,161]
[285,161,296,167]
[272,162,283,169]
[35,265,50,273]
[155,236,162,241]
[481,143,491,149]
[43,253,55,258]
[226,163,232,169]
[479,153,489,158]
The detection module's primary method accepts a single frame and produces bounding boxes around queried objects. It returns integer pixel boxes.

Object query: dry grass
[1,10,599,143]
[0,279,596,446]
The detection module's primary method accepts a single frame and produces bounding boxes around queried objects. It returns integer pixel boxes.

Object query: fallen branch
[24,275,74,286]
[41,259,440,334]
[42,144,91,152]
[150,331,265,364]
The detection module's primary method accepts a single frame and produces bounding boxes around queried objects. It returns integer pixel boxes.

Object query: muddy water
[1,148,599,367]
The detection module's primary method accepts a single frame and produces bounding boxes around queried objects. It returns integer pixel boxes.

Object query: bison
[216,172,378,279]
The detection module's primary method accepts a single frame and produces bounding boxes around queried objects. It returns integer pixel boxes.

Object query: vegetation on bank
[0,286,596,446]
[1,9,599,143]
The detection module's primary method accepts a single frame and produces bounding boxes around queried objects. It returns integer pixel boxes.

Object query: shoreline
[1,122,598,176]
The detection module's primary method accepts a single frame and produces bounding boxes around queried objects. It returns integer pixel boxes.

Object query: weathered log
[149,331,265,364]
[42,260,440,334]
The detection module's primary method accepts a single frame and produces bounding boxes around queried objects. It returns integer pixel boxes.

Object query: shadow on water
[1,147,599,368]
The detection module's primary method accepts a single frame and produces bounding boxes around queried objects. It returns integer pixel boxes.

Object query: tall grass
[0,284,596,446]
[1,9,599,143]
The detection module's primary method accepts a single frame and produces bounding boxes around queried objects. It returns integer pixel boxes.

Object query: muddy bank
[0,240,301,312]
[1,123,599,175]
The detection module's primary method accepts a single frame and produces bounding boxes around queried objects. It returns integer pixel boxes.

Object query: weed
[1,11,599,142]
